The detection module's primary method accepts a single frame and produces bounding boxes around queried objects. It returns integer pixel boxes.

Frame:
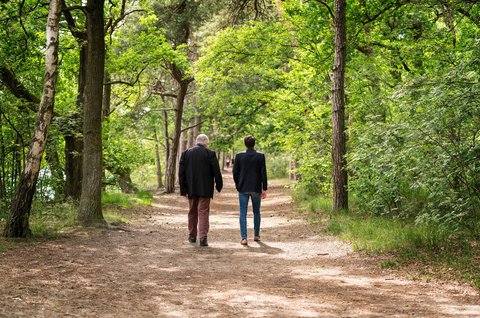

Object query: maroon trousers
[188,196,211,238]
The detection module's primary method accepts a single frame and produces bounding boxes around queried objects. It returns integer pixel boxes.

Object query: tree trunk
[331,0,348,211]
[118,171,135,194]
[164,80,189,193]
[177,130,188,184]
[0,116,6,200]
[162,109,170,182]
[103,71,111,119]
[154,129,163,189]
[3,0,62,237]
[193,115,201,139]
[64,126,83,200]
[12,134,23,188]
[289,159,299,181]
[78,0,106,227]
[64,43,86,200]
[187,119,194,148]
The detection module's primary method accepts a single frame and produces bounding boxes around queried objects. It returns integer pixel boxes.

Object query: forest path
[1,170,479,317]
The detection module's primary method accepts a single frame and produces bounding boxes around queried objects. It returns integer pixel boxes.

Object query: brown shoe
[254,236,261,241]
[240,239,248,246]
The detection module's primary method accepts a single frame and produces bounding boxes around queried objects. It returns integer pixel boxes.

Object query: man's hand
[261,190,267,200]
[183,195,189,201]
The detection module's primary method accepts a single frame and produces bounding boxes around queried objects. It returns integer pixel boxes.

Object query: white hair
[196,134,209,145]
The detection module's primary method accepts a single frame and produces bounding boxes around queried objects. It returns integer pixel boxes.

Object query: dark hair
[244,135,256,149]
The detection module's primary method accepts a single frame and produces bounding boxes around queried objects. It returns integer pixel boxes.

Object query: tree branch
[0,110,25,146]
[104,65,147,86]
[60,0,86,41]
[313,0,334,20]
[457,7,480,28]
[181,120,206,133]
[0,65,39,112]
[106,9,146,34]
[151,92,178,98]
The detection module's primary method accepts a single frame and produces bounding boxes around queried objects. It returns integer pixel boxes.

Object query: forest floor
[1,171,479,317]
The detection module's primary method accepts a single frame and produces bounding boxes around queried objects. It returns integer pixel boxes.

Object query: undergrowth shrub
[348,63,480,238]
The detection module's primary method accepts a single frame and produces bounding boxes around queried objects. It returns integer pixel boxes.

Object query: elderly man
[179,134,223,247]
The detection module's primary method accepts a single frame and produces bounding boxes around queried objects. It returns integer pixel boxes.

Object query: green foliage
[265,154,288,179]
[131,164,159,191]
[196,20,293,143]
[348,56,480,234]
[103,115,154,177]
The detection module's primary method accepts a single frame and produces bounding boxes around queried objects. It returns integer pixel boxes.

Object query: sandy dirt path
[0,171,479,317]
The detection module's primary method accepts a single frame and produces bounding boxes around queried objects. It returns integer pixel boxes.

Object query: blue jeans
[238,192,261,240]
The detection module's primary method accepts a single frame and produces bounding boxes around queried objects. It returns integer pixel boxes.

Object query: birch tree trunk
[78,0,107,226]
[331,0,348,211]
[3,0,62,237]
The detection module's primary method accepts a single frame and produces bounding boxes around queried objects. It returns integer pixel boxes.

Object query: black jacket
[179,144,223,198]
[233,149,268,193]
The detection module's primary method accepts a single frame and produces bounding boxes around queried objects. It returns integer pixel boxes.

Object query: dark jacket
[233,149,268,193]
[179,144,223,198]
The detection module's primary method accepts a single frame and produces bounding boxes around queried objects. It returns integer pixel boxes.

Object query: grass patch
[30,201,78,237]
[102,190,153,208]
[295,191,480,288]
[103,211,131,225]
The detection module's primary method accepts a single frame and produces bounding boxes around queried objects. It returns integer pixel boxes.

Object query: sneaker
[188,236,196,243]
[241,239,248,246]
[199,237,208,246]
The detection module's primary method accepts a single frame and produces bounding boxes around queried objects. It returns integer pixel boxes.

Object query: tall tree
[160,0,195,193]
[60,0,87,200]
[3,0,62,237]
[77,0,106,226]
[331,0,348,210]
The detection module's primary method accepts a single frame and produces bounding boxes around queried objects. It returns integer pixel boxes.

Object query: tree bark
[331,0,348,211]
[78,0,107,227]
[193,115,201,140]
[187,119,194,148]
[63,114,83,200]
[0,116,6,199]
[154,129,163,189]
[164,79,189,193]
[162,108,170,181]
[118,171,135,193]
[103,71,111,119]
[61,0,87,201]
[3,0,62,237]
[105,165,136,194]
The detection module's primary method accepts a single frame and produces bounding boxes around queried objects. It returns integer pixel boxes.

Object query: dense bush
[349,60,480,236]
